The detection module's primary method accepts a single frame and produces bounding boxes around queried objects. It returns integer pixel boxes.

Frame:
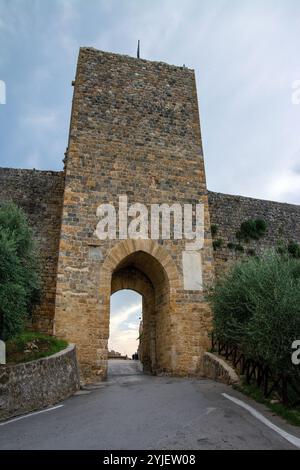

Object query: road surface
[0,360,299,450]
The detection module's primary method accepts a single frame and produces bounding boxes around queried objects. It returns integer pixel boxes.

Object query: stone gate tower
[54,48,215,382]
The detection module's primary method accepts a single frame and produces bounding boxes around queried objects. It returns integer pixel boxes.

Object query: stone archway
[111,268,155,373]
[99,239,181,379]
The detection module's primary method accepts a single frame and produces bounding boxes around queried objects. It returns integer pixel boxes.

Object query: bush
[210,251,300,376]
[236,218,267,242]
[0,202,41,341]
[211,224,218,237]
[288,241,300,259]
[234,244,244,253]
[227,242,236,250]
[213,238,223,250]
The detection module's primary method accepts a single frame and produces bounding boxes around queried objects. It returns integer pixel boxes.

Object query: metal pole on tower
[137,40,140,59]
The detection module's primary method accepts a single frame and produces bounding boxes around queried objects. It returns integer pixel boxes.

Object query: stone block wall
[208,191,300,277]
[0,168,65,333]
[0,48,300,383]
[54,48,215,381]
[0,344,80,421]
[201,351,239,385]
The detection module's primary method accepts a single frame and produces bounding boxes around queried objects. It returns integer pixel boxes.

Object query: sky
[109,290,142,356]
[0,0,300,353]
[0,0,300,204]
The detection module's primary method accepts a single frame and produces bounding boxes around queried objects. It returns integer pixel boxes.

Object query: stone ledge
[0,344,80,421]
[201,351,240,386]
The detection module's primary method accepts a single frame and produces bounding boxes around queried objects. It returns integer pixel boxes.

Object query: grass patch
[234,380,300,427]
[6,331,68,364]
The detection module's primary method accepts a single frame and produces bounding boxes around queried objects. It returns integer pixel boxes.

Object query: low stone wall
[201,352,239,386]
[0,344,80,421]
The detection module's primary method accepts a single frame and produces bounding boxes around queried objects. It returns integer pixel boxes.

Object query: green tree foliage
[210,251,300,376]
[0,202,41,340]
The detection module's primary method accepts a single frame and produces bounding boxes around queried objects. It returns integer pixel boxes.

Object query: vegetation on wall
[214,219,267,255]
[227,242,245,253]
[276,240,300,259]
[211,224,218,237]
[0,202,41,341]
[288,241,300,259]
[236,218,267,243]
[212,238,223,250]
[210,251,300,378]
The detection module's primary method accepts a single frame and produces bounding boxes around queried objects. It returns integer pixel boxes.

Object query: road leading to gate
[0,360,299,450]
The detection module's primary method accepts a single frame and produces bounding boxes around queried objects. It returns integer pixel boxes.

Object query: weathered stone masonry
[0,344,80,421]
[208,191,300,278]
[0,168,64,334]
[0,47,299,382]
[54,48,215,382]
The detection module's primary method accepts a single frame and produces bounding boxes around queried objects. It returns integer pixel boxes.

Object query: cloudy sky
[109,290,142,356]
[0,0,300,353]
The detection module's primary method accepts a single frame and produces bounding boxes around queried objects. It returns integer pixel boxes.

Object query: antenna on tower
[137,40,140,59]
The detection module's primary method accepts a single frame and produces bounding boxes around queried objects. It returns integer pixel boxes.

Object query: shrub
[213,238,223,250]
[288,241,300,259]
[234,244,244,253]
[211,224,218,237]
[227,242,236,250]
[210,251,300,376]
[236,218,267,242]
[0,202,41,341]
[275,240,300,259]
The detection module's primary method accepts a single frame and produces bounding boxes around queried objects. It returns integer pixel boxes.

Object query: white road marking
[0,405,64,426]
[222,393,300,449]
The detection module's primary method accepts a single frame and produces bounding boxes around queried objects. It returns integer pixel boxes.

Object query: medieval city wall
[208,191,300,278]
[0,167,64,333]
[1,48,300,382]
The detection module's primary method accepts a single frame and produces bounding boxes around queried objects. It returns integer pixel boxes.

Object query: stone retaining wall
[201,351,239,385]
[0,344,80,421]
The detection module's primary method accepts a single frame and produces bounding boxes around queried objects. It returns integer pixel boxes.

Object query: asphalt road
[0,360,299,450]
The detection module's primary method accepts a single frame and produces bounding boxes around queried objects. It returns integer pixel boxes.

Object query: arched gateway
[104,240,179,377]
[53,48,215,382]
[1,47,299,383]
